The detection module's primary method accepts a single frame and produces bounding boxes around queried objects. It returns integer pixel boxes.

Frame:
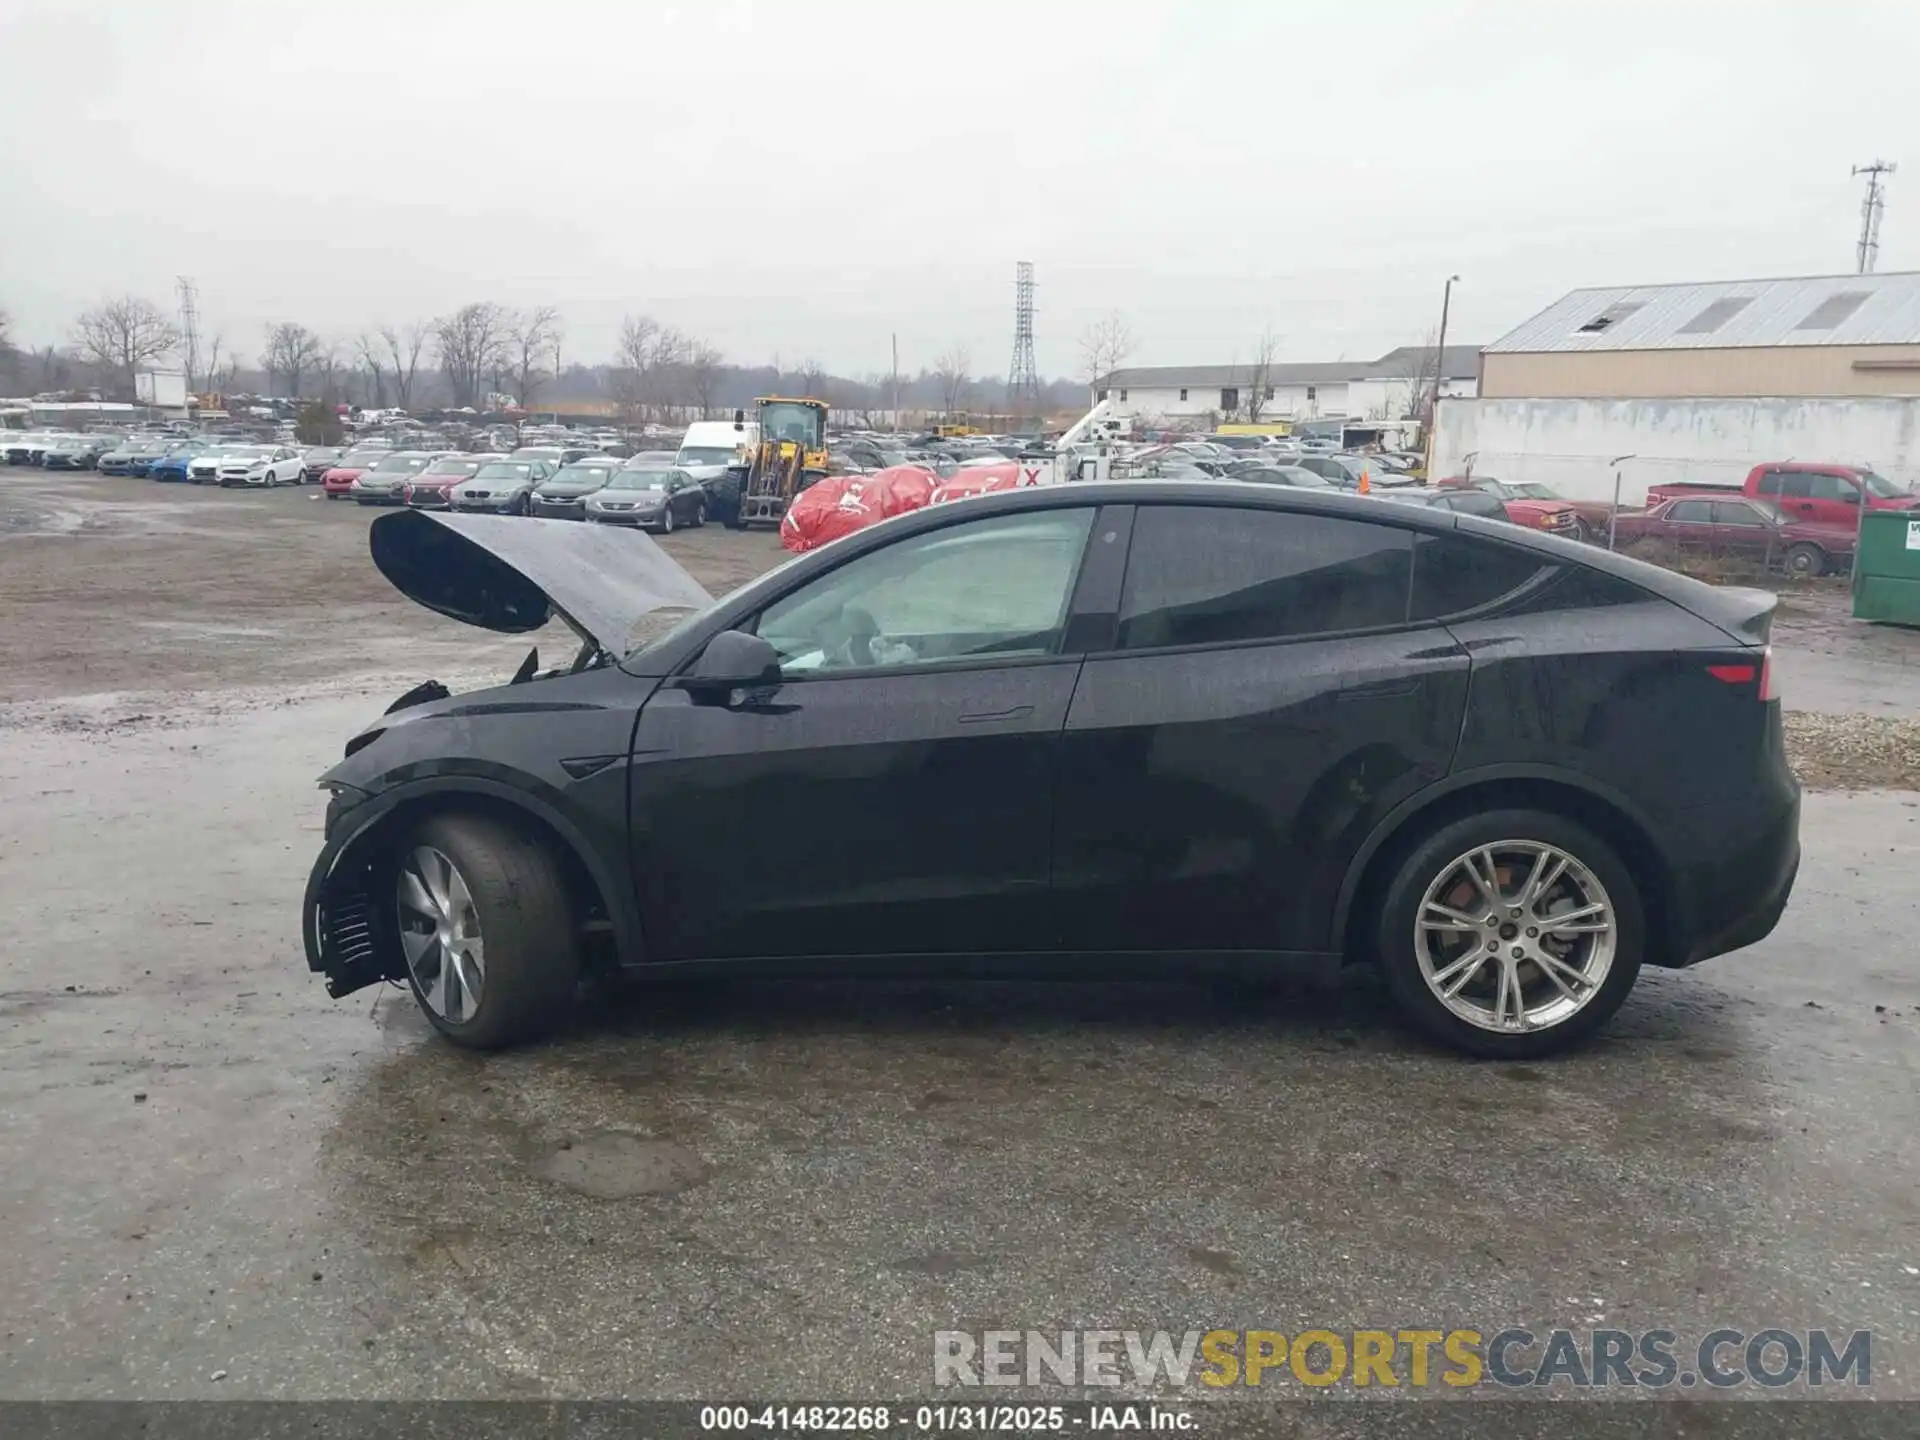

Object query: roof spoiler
[1700,585,1777,645]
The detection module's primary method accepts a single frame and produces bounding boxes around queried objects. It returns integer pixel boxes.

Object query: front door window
[756,509,1096,674]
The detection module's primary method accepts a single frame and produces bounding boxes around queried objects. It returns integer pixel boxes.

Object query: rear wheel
[1785,542,1827,579]
[1374,809,1643,1058]
[694,500,707,527]
[393,813,579,1049]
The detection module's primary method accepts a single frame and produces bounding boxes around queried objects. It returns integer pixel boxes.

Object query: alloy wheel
[396,845,486,1023]
[1413,840,1616,1033]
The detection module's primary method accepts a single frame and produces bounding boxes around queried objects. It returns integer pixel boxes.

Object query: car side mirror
[682,629,781,696]
[1842,489,1862,504]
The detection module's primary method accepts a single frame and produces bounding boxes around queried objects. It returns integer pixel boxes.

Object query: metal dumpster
[1851,510,1920,626]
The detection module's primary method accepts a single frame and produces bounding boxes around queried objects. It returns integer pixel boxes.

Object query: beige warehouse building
[1479,271,1920,399]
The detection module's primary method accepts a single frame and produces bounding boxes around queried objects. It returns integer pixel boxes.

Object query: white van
[676,419,758,474]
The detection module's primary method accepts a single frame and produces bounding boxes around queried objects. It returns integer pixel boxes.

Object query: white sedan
[214,446,307,488]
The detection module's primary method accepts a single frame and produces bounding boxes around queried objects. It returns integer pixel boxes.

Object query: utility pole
[890,332,900,434]
[1852,160,1896,274]
[1423,274,1459,480]
[176,276,201,392]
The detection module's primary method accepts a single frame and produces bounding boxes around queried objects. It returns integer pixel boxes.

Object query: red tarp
[779,465,938,552]
[930,462,1032,505]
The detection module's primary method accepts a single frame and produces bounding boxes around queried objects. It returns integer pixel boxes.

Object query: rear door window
[1117,506,1412,649]
[1668,500,1715,523]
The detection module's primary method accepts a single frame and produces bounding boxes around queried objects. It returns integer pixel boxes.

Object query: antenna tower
[1852,160,1895,274]
[1007,261,1040,413]
[176,276,201,390]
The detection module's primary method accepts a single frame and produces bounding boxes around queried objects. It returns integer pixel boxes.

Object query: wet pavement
[3,469,1920,1407]
[2,680,1919,1401]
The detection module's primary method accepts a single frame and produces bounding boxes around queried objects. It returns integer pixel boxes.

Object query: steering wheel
[834,605,881,667]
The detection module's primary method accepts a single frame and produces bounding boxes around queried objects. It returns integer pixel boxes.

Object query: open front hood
[368,509,713,654]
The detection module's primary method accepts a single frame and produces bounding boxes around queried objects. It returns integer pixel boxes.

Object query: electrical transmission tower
[1852,161,1895,274]
[1006,261,1040,414]
[176,276,201,391]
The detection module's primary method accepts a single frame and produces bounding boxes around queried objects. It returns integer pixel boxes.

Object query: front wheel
[1785,542,1827,579]
[693,500,707,528]
[392,813,580,1049]
[1373,809,1644,1058]
[661,506,675,534]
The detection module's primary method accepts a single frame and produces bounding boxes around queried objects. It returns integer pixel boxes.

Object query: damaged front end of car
[301,510,714,998]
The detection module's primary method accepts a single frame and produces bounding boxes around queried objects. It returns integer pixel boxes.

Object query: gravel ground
[1786,711,1920,790]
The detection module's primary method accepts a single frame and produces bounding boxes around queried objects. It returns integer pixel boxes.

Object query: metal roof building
[1481,271,1920,399]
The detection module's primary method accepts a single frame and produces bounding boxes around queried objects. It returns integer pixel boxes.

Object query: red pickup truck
[1647,462,1918,527]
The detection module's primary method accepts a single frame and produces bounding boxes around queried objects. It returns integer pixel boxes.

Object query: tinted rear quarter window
[1119,506,1412,649]
[1409,533,1550,620]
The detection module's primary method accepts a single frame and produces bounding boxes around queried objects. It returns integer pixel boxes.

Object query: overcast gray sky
[1,0,1913,378]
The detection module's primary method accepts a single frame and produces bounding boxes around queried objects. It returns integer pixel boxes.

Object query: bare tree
[261,321,327,398]
[72,295,180,398]
[214,351,243,392]
[0,305,16,378]
[685,339,724,418]
[1244,327,1279,423]
[1077,310,1136,392]
[198,331,224,394]
[855,372,889,429]
[1404,326,1442,421]
[381,321,432,411]
[506,305,562,408]
[312,340,345,403]
[353,333,389,408]
[435,303,509,409]
[797,357,828,399]
[614,314,692,421]
[932,345,972,416]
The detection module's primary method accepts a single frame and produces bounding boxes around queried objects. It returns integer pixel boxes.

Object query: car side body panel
[1052,629,1470,953]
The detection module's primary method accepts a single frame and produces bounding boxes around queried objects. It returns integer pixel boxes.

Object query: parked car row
[321,447,713,533]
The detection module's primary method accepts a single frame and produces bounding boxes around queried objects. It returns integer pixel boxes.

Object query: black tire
[1373,808,1644,1059]
[394,812,580,1049]
[661,506,675,535]
[693,500,707,528]
[1785,543,1826,579]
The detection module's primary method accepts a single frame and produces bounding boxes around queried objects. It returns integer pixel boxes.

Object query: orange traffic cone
[1357,471,1371,495]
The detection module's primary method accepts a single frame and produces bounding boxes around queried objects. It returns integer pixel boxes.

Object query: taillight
[1707,647,1775,700]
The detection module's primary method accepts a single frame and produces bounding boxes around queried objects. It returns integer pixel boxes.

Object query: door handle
[958,704,1035,724]
[1336,680,1418,701]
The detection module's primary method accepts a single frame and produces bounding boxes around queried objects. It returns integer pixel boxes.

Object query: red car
[321,449,389,500]
[1611,495,1857,577]
[401,454,505,510]
[1438,476,1602,540]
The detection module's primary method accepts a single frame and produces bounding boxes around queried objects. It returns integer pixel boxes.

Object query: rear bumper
[1656,786,1802,967]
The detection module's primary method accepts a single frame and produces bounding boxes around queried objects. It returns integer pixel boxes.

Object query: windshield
[473,463,534,481]
[759,401,823,447]
[338,452,384,467]
[609,468,675,491]
[1511,482,1562,500]
[677,446,736,466]
[1862,471,1906,499]
[420,459,484,478]
[545,466,614,488]
[374,454,430,473]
